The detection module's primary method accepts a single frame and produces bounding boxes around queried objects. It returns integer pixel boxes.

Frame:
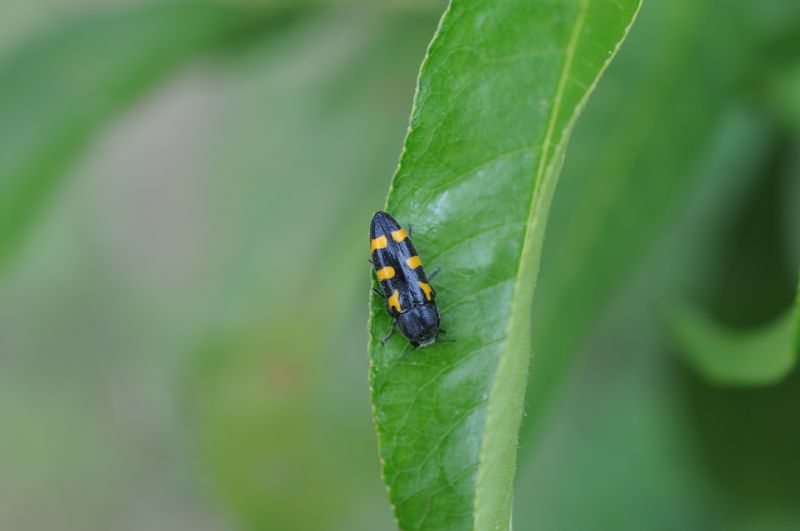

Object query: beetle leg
[428,267,441,280]
[380,322,397,344]
[396,342,418,362]
[436,328,454,343]
[372,287,383,298]
[407,224,413,237]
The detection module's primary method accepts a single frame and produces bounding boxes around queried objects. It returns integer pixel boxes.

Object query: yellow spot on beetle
[388,290,401,312]
[376,266,395,281]
[391,229,407,242]
[406,255,422,269]
[370,235,388,253]
[418,281,433,301]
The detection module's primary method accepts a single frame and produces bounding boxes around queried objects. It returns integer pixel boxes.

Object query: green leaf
[0,2,272,273]
[368,1,641,529]
[671,277,800,386]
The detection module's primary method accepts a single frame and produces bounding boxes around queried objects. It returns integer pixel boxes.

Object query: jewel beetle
[370,211,441,347]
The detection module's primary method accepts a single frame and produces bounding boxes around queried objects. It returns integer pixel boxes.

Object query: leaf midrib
[474,0,647,527]
[473,0,590,527]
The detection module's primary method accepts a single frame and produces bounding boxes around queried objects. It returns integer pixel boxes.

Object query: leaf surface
[367,1,641,529]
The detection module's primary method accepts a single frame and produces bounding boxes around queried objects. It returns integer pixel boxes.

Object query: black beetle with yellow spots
[370,211,442,347]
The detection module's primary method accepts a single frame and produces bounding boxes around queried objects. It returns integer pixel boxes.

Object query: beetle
[370,210,441,347]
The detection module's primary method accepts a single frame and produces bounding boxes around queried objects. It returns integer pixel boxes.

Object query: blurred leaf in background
[0,1,280,273]
[0,2,279,529]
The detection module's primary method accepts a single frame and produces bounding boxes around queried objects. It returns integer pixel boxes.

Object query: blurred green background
[1,1,799,530]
